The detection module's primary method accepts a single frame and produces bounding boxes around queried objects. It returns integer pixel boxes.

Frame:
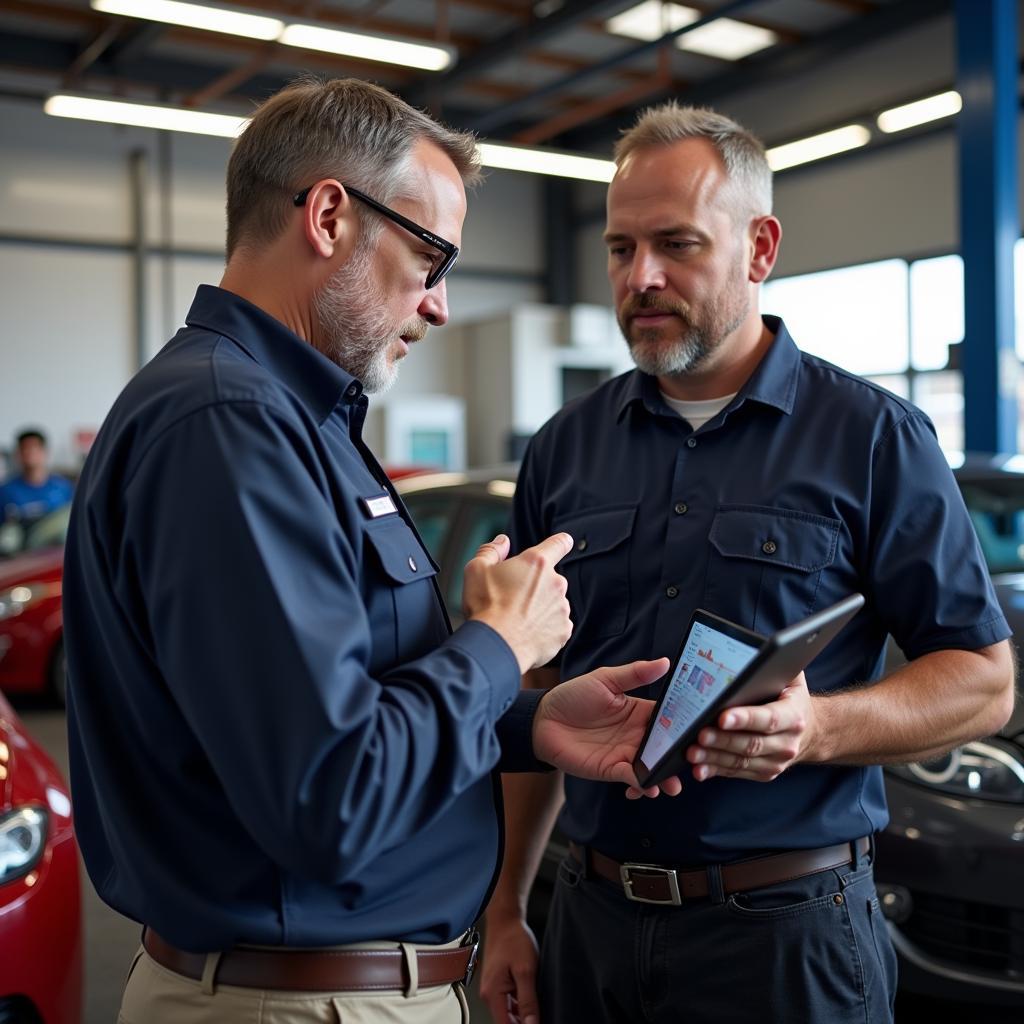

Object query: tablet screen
[640,618,761,770]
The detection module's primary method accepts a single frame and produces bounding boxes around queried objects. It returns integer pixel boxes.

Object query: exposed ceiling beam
[565,0,952,148]
[465,0,763,133]
[405,0,630,104]
[63,23,121,86]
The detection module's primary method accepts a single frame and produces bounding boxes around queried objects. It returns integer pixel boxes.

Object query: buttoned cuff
[496,689,555,773]
[446,619,522,720]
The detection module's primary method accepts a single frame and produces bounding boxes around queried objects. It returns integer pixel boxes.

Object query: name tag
[361,493,398,518]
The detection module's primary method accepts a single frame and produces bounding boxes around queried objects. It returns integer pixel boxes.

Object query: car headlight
[0,581,60,621]
[0,806,48,883]
[887,740,1024,802]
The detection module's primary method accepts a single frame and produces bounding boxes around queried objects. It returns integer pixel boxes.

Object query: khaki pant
[118,937,472,1024]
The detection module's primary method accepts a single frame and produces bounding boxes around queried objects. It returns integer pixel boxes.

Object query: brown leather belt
[142,927,478,992]
[570,837,871,906]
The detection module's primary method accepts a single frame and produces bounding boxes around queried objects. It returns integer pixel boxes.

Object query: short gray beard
[311,244,398,395]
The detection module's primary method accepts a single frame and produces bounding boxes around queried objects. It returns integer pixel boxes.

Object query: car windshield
[960,477,1024,575]
[0,504,71,557]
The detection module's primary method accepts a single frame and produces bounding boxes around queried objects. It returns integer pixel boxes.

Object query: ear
[748,215,782,284]
[298,180,358,261]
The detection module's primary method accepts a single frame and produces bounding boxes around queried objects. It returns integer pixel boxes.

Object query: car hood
[0,547,63,588]
[991,574,1024,740]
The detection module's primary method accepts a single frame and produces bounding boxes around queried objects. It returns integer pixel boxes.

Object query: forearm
[807,641,1016,766]
[487,769,565,919]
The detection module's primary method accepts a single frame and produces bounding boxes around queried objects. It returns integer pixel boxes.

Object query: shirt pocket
[703,506,840,633]
[555,505,637,640]
[363,517,441,667]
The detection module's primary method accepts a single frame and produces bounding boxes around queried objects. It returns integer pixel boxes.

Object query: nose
[626,247,666,294]
[418,279,449,326]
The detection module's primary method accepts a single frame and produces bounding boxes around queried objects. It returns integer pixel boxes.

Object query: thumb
[595,657,671,695]
[528,531,574,566]
[472,533,511,565]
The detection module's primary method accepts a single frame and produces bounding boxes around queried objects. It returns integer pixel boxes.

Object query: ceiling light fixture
[766,125,871,171]
[876,91,962,134]
[41,96,612,181]
[606,1,777,61]
[44,93,247,138]
[91,0,282,40]
[476,143,615,182]
[277,24,452,71]
[89,0,451,70]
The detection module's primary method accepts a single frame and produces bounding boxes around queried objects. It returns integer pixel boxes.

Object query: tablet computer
[633,593,865,789]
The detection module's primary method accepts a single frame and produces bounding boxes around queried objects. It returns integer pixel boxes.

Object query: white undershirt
[659,390,737,430]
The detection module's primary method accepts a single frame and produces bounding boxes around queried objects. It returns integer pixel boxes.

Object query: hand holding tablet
[633,594,865,789]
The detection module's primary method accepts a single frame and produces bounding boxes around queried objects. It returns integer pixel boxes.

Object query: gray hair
[226,76,481,258]
[614,102,772,219]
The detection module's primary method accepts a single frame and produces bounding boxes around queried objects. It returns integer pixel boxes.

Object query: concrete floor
[15,700,1022,1024]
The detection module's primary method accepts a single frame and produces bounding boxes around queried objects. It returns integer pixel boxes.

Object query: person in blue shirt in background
[0,428,73,524]
[62,77,680,1024]
[480,103,1016,1024]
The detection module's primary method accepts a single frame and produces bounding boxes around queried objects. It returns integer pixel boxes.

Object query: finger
[717,701,796,734]
[471,533,511,566]
[510,969,541,1024]
[595,657,672,695]
[527,531,574,566]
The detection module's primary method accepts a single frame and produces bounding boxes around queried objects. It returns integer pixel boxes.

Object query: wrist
[470,612,533,675]
[802,694,835,763]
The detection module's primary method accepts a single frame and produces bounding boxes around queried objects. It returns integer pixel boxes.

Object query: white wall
[0,96,544,469]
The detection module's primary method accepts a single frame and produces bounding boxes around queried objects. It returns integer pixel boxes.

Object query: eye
[608,244,632,259]
[664,239,697,251]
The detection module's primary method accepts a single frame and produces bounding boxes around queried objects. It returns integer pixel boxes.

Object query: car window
[960,480,1024,574]
[24,505,71,551]
[447,500,512,614]
[401,492,460,563]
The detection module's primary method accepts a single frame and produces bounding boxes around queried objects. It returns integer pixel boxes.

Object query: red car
[0,507,69,704]
[0,688,82,1022]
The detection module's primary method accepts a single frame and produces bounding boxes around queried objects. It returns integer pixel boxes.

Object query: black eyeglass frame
[293,182,459,289]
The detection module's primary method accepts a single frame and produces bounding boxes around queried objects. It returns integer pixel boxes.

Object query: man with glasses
[63,78,678,1024]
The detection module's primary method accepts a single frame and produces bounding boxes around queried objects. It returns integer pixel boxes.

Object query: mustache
[401,320,429,343]
[619,294,690,320]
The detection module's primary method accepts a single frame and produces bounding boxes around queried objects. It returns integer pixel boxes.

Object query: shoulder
[530,370,637,450]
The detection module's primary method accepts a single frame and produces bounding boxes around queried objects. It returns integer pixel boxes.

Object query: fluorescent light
[477,142,615,182]
[606,1,697,42]
[606,2,776,60]
[44,94,247,138]
[279,24,452,71]
[91,0,282,40]
[679,20,777,61]
[42,96,613,181]
[877,91,962,134]
[766,125,871,171]
[90,0,450,71]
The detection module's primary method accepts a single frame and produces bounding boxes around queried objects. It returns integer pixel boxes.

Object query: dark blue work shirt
[512,316,1009,865]
[63,285,545,952]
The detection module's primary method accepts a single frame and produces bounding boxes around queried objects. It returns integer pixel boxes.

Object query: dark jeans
[538,846,897,1024]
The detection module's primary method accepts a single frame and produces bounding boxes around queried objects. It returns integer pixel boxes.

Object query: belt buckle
[462,930,480,987]
[619,862,682,906]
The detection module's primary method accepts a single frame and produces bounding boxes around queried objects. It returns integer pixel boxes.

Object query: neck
[22,466,46,486]
[220,252,319,347]
[658,313,774,402]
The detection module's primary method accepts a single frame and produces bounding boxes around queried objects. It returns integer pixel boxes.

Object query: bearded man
[62,78,683,1024]
[480,102,1014,1024]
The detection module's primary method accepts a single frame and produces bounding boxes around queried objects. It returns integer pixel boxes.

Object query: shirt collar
[615,314,800,423]
[185,284,361,424]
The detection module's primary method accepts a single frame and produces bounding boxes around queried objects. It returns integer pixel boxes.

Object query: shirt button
[640,837,652,849]
[674,502,688,515]
[345,382,361,399]
[665,585,679,598]
[686,437,697,448]
[577,538,588,552]
[762,540,777,555]
[408,556,418,572]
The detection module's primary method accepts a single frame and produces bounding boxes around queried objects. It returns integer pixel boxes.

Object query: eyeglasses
[293,182,459,289]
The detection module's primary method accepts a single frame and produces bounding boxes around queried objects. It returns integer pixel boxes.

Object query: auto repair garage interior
[1,1,1023,1022]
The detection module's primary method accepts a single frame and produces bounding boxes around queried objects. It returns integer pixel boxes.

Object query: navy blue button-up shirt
[64,285,544,951]
[512,316,1009,865]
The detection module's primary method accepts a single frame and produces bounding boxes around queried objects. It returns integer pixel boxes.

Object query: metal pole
[956,0,1019,453]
